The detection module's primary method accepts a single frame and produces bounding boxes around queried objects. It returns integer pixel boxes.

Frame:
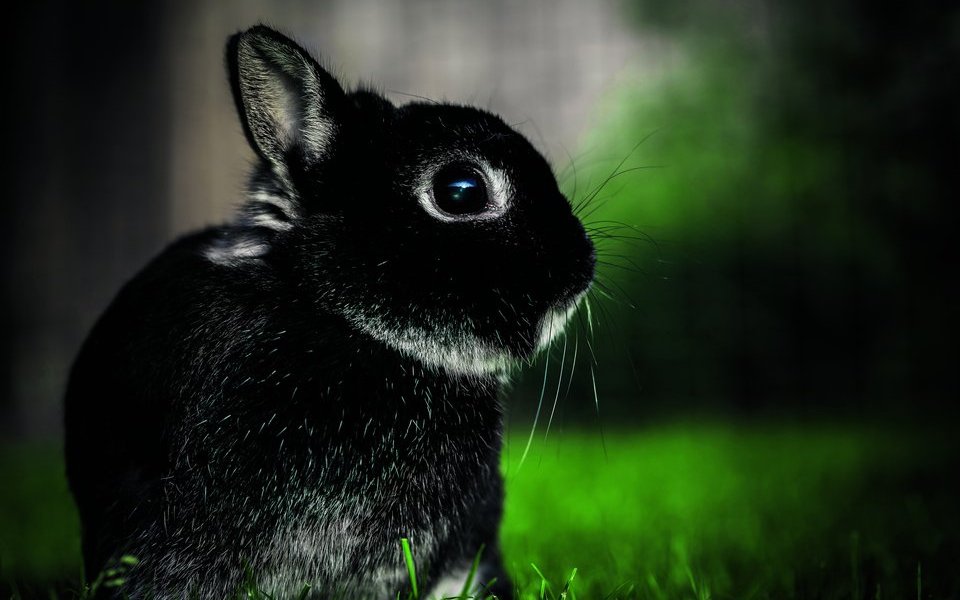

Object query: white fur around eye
[417,157,513,223]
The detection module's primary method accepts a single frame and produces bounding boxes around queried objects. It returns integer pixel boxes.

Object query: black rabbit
[65,25,594,599]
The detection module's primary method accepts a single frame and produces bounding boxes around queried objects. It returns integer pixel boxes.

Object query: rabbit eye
[431,165,489,216]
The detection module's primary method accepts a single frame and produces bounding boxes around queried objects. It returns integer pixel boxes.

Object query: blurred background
[2,0,958,597]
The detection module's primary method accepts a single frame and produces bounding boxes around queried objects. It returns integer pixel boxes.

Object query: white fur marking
[248,212,294,231]
[204,238,270,264]
[536,292,585,350]
[346,309,513,377]
[250,190,296,215]
[425,566,473,599]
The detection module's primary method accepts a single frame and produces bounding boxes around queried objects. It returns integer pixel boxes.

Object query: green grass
[500,422,959,599]
[2,421,958,598]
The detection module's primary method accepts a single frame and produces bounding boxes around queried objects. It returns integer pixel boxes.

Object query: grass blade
[401,538,419,599]
[459,544,485,599]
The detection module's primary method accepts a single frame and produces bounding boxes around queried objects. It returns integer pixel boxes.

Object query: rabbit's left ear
[228,26,346,177]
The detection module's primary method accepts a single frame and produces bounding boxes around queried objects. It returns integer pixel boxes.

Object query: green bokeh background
[534,0,957,418]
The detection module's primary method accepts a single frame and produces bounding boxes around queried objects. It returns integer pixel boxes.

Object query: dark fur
[65,26,594,598]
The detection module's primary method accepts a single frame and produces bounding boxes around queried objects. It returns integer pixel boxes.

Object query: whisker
[559,150,636,185]
[385,89,440,104]
[575,182,629,218]
[516,320,553,471]
[575,165,663,220]
[594,250,650,267]
[562,324,580,406]
[557,151,619,183]
[571,127,663,214]
[595,259,649,277]
[584,220,663,252]
[598,271,646,309]
[591,280,617,299]
[542,329,568,445]
[580,294,608,459]
[587,230,660,247]
[584,296,596,342]
[595,280,637,310]
[589,360,608,461]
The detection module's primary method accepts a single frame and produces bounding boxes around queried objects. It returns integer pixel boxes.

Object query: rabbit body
[65,25,593,599]
[67,231,506,598]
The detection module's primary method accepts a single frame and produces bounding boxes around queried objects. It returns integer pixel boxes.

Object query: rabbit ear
[228,26,345,178]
